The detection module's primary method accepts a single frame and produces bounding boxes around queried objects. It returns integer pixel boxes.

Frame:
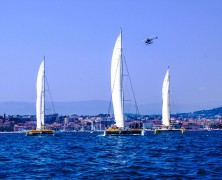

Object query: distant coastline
[1,129,222,134]
[1,106,222,132]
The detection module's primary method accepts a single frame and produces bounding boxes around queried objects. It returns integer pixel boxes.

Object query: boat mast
[120,29,124,127]
[168,66,171,125]
[43,56,45,130]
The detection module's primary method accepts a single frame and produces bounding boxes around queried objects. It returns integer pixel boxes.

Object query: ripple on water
[0,131,222,179]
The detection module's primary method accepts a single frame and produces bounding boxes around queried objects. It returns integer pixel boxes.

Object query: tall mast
[168,66,171,124]
[120,29,124,124]
[43,56,45,129]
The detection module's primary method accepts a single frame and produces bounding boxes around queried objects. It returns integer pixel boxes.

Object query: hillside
[175,107,222,119]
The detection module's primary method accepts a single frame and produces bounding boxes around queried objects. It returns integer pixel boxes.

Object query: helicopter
[144,36,158,45]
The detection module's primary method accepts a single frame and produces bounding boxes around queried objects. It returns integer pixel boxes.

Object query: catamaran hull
[105,129,144,136]
[26,130,55,136]
[154,129,185,134]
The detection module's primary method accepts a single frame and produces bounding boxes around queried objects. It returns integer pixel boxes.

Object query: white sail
[36,60,45,130]
[111,32,124,128]
[162,68,170,126]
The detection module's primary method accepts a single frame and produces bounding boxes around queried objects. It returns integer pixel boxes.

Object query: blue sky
[0,0,222,109]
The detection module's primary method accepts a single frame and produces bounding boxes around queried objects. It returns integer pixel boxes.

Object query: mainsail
[36,60,45,130]
[162,68,170,126]
[111,32,124,128]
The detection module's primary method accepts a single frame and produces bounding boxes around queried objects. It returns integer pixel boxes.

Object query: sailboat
[104,30,144,136]
[154,67,185,134]
[27,58,54,136]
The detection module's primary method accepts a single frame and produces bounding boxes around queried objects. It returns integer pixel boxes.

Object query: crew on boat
[106,124,118,131]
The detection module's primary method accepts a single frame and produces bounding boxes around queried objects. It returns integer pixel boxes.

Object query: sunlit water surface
[0,131,222,179]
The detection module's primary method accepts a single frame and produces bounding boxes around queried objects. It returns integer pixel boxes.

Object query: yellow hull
[154,128,185,134]
[27,129,54,136]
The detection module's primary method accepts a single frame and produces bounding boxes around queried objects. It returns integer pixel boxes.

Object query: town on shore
[1,107,222,132]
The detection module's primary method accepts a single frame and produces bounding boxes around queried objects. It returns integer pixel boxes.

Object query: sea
[0,131,222,179]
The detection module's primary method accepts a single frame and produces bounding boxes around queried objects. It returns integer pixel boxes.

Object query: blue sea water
[0,131,222,179]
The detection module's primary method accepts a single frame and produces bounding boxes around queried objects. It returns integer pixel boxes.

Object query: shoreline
[1,129,222,134]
